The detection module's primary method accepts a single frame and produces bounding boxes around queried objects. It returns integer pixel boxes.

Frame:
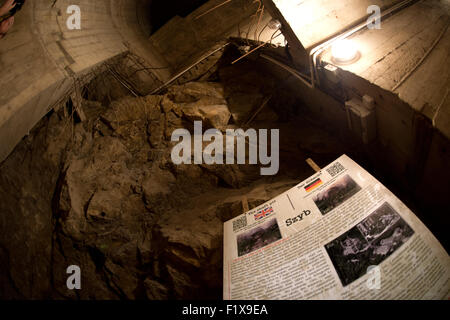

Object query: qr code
[326,162,345,177]
[233,216,247,232]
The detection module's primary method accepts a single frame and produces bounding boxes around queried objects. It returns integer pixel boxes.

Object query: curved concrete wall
[0,0,170,163]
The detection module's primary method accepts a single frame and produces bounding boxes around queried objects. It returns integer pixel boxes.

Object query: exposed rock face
[0,58,347,299]
[0,112,71,299]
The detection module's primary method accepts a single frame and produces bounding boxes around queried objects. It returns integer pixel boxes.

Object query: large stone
[182,102,231,129]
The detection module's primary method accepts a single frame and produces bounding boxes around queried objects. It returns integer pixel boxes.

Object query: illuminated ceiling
[263,0,404,50]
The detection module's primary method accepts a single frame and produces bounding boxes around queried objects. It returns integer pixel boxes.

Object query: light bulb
[331,39,360,64]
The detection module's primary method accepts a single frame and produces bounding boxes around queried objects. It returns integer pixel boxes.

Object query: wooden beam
[306,158,321,172]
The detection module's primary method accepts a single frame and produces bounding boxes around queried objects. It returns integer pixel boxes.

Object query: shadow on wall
[149,0,209,34]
